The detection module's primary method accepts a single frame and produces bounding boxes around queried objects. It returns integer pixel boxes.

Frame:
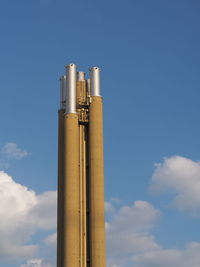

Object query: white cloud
[106,201,160,267]
[133,242,200,267]
[150,156,200,214]
[106,197,200,267]
[0,171,56,262]
[1,142,28,160]
[29,191,57,230]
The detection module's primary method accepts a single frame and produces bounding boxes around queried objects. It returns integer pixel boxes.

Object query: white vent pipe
[65,63,77,114]
[90,67,101,96]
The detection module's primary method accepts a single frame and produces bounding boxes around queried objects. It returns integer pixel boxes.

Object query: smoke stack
[57,64,106,267]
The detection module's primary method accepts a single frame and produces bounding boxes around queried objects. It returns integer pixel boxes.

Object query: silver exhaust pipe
[65,63,77,114]
[90,67,101,96]
[60,75,66,109]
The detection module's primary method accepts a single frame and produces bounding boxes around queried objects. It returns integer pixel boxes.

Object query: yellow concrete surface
[57,109,65,267]
[89,96,106,267]
[63,113,80,267]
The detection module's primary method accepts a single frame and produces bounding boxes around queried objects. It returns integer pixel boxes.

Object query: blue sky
[0,0,200,266]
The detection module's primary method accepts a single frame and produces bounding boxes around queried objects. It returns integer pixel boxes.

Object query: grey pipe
[87,79,91,96]
[60,75,66,109]
[65,64,77,114]
[90,67,101,96]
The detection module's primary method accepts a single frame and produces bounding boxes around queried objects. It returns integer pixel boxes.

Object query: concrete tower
[57,64,106,267]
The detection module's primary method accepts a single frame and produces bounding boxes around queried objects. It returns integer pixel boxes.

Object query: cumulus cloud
[0,171,56,262]
[150,156,200,214]
[1,142,28,160]
[29,191,57,230]
[106,201,160,267]
[106,198,200,267]
[133,242,200,267]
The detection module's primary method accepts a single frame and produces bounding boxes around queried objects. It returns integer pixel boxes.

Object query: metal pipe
[60,75,66,109]
[87,79,90,96]
[90,67,101,96]
[65,64,77,113]
[77,71,85,81]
